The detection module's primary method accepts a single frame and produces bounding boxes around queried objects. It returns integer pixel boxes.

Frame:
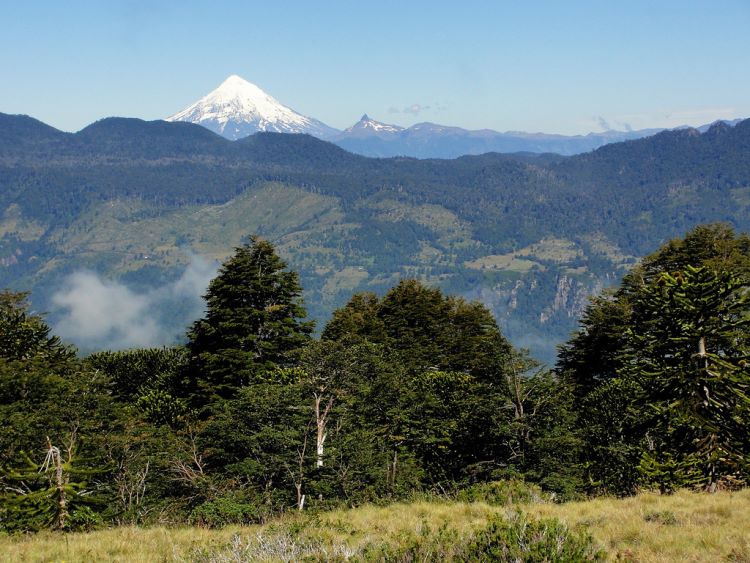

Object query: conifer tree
[559,224,750,494]
[0,291,81,466]
[1,437,108,532]
[558,223,750,397]
[185,237,313,405]
[0,291,73,363]
[626,266,750,491]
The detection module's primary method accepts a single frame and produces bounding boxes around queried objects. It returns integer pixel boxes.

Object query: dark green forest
[1,224,748,532]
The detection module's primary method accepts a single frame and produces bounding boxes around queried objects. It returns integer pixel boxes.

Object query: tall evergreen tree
[559,224,750,494]
[626,266,750,491]
[185,237,313,405]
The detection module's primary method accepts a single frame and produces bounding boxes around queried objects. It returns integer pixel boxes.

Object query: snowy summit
[343,114,404,137]
[166,75,337,140]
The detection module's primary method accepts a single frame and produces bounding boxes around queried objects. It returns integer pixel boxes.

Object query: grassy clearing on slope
[50,183,344,267]
[321,266,370,296]
[464,253,541,272]
[465,238,586,273]
[369,199,474,248]
[1,490,748,562]
[580,232,637,267]
[730,186,750,207]
[516,237,583,263]
[0,204,45,241]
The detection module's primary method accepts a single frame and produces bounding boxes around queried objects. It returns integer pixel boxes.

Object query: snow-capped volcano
[166,75,338,140]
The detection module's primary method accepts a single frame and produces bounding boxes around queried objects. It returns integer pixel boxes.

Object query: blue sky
[1,0,748,134]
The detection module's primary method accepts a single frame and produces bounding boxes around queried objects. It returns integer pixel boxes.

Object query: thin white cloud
[52,272,161,349]
[589,107,741,132]
[595,116,612,131]
[388,103,433,116]
[404,103,427,116]
[51,253,217,351]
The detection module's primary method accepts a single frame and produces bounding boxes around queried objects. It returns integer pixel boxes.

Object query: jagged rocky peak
[344,114,404,135]
[166,74,338,140]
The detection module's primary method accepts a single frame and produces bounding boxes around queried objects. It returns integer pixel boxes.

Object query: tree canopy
[558,224,750,493]
[4,223,749,533]
[185,237,313,405]
[323,279,513,381]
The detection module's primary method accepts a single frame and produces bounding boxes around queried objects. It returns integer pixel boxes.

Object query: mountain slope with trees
[2,113,750,359]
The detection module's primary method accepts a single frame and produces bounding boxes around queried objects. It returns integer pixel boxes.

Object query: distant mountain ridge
[330,115,665,158]
[342,114,404,136]
[164,74,745,158]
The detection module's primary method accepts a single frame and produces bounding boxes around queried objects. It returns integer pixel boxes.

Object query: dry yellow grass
[302,500,496,553]
[1,490,748,562]
[525,489,750,562]
[0,525,242,562]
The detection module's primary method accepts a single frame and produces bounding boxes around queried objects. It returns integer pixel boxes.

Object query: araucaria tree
[0,292,118,531]
[185,237,313,405]
[627,266,750,491]
[558,224,750,494]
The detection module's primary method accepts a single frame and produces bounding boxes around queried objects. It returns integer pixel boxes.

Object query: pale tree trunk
[287,423,310,510]
[506,371,529,459]
[296,485,305,511]
[54,452,68,530]
[387,439,406,490]
[314,392,334,469]
[391,449,398,488]
[316,434,325,469]
[505,364,549,464]
[45,437,68,530]
[697,335,719,493]
[698,335,708,369]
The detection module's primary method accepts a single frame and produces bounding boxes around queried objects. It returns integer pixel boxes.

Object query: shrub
[360,513,606,561]
[67,506,104,532]
[643,510,679,526]
[455,479,550,506]
[190,495,261,528]
[466,513,606,561]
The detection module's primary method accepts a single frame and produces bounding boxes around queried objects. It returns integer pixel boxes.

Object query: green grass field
[2,489,748,562]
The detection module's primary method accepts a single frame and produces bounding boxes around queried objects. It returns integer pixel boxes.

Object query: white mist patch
[51,254,217,351]
[167,254,217,302]
[52,272,160,349]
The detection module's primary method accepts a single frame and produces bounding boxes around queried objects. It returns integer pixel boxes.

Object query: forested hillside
[1,114,750,359]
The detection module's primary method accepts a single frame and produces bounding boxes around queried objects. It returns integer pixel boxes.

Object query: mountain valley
[1,113,749,361]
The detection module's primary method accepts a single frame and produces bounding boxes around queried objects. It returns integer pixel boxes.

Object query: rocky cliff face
[539,275,602,324]
[469,271,608,363]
